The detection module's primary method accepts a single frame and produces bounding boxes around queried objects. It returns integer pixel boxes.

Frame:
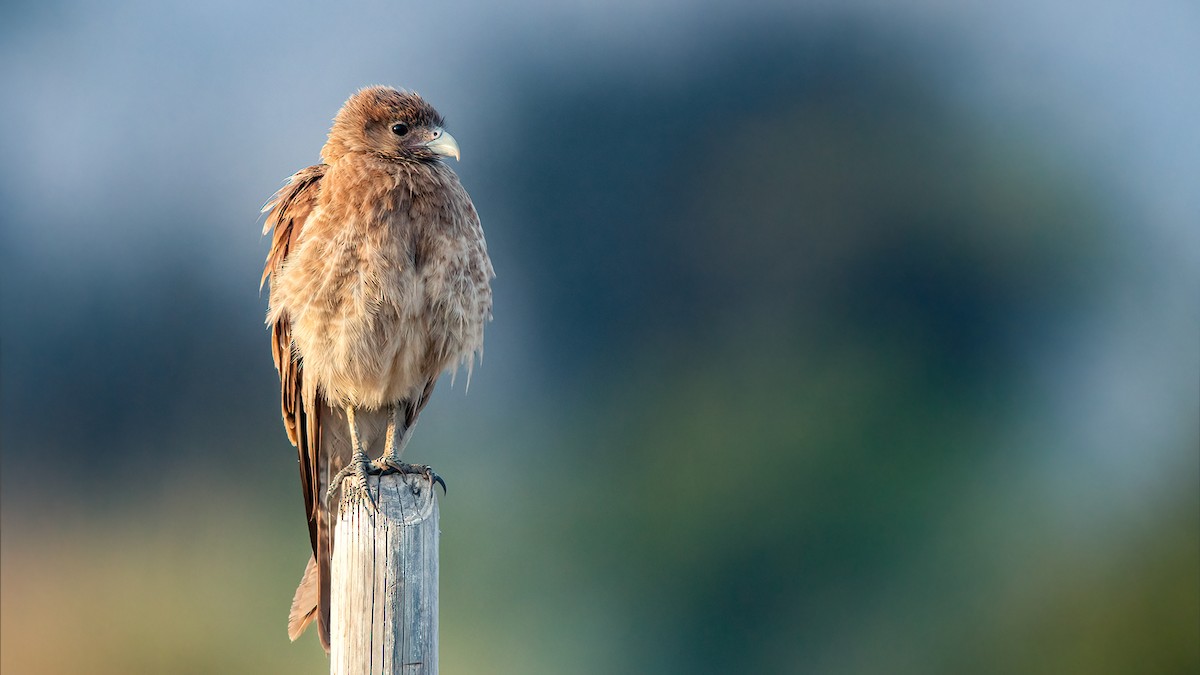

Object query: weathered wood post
[330,472,440,675]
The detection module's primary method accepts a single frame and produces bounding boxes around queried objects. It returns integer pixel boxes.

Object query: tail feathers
[288,556,320,644]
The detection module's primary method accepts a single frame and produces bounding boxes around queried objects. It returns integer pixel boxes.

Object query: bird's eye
[391,123,409,137]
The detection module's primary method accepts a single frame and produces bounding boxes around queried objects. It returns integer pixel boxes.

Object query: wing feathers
[261,165,326,290]
[263,164,329,650]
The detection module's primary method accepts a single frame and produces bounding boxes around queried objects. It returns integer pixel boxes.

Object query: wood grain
[330,472,439,675]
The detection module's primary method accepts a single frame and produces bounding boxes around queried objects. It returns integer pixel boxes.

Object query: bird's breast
[271,173,490,409]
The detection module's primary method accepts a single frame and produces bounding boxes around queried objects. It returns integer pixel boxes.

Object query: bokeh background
[2,1,1197,673]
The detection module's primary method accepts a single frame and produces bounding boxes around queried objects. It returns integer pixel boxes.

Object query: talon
[377,461,447,495]
[431,472,447,495]
[370,455,403,475]
[328,452,377,513]
[412,464,446,495]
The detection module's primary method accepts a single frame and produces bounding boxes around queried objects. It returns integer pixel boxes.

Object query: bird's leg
[371,401,445,493]
[371,403,413,472]
[327,406,377,512]
[377,403,400,467]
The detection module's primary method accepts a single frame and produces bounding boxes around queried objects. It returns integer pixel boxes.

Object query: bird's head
[322,86,460,164]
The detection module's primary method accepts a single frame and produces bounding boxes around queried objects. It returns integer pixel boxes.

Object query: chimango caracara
[261,86,493,651]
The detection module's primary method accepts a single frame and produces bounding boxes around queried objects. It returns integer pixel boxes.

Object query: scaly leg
[327,406,377,512]
[372,403,414,470]
[371,400,445,493]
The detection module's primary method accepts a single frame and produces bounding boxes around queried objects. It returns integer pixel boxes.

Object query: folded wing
[262,164,332,650]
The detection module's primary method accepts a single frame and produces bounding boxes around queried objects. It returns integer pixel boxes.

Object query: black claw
[370,460,447,495]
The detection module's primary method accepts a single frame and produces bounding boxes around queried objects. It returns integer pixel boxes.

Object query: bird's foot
[328,451,377,513]
[370,457,447,494]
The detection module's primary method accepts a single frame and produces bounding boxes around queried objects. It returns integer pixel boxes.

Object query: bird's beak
[424,129,460,161]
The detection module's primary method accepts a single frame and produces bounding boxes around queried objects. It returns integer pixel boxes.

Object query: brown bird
[261,86,493,652]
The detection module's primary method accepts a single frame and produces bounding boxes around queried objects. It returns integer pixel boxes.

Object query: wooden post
[330,472,440,675]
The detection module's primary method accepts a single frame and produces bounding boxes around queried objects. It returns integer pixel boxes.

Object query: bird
[260,86,493,652]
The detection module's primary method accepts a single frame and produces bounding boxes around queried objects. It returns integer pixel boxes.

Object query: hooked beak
[424,128,460,161]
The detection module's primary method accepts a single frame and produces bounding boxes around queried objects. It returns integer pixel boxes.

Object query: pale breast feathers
[268,160,492,408]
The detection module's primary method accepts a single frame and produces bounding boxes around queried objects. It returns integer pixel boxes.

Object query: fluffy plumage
[261,86,493,652]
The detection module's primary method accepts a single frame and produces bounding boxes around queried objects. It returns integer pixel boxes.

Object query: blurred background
[2,1,1197,673]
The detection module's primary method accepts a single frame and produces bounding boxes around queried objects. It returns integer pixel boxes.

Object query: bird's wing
[262,164,328,644]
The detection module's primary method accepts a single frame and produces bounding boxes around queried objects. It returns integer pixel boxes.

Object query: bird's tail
[288,556,320,642]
